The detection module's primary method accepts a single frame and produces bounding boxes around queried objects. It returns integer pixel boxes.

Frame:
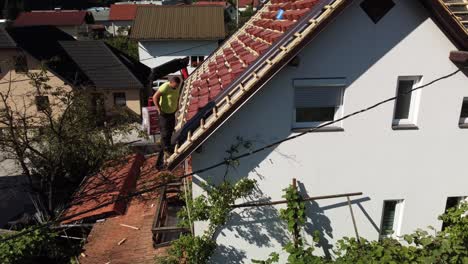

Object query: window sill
[392,124,418,130]
[291,126,344,133]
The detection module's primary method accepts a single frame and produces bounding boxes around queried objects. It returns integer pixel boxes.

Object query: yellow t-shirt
[158,82,180,114]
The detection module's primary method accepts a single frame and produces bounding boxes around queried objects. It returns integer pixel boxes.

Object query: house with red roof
[108,4,144,36]
[239,0,261,11]
[144,0,467,261]
[13,10,94,39]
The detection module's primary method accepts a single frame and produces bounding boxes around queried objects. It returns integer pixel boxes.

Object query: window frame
[379,199,405,240]
[35,95,50,112]
[14,54,28,74]
[113,92,127,107]
[392,76,422,129]
[292,78,346,130]
[458,97,468,128]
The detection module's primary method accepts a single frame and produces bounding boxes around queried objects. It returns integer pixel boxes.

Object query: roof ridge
[167,0,350,169]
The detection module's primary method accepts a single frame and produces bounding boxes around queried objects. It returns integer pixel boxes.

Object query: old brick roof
[109,4,140,21]
[131,5,225,40]
[13,10,94,27]
[61,154,145,224]
[78,156,186,264]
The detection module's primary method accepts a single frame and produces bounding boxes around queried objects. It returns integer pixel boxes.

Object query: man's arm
[152,90,162,112]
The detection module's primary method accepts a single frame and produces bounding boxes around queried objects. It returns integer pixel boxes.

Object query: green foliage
[155,234,216,264]
[280,185,306,234]
[156,178,256,264]
[0,227,80,264]
[105,36,139,61]
[255,201,468,264]
[0,67,134,214]
[252,252,280,264]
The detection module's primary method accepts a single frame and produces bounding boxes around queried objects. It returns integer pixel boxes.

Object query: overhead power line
[0,68,462,244]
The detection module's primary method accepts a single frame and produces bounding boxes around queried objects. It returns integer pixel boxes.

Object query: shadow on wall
[194,0,431,261]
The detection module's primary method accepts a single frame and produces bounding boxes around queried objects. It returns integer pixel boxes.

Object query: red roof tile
[177,0,320,124]
[61,154,145,224]
[109,4,140,21]
[13,10,92,27]
[165,0,349,168]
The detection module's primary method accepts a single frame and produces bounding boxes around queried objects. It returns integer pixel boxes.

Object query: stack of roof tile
[184,0,319,121]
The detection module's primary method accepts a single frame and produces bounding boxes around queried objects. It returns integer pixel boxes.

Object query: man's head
[169,76,181,88]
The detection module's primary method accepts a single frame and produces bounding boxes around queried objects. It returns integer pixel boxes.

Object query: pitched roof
[0,28,16,48]
[131,5,225,40]
[59,41,145,89]
[76,156,186,263]
[61,154,145,224]
[421,0,468,50]
[165,0,349,169]
[6,26,89,85]
[88,7,110,22]
[13,10,94,27]
[109,4,140,21]
[162,0,468,169]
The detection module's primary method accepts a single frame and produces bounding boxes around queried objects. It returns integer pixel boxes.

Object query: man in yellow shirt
[153,76,181,169]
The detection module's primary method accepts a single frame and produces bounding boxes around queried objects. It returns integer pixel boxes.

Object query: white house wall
[138,40,218,73]
[191,0,468,262]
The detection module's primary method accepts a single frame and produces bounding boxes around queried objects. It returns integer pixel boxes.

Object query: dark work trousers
[156,112,176,169]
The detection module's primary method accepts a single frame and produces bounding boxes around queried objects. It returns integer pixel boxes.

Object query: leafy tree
[105,36,139,61]
[0,227,81,264]
[0,66,134,217]
[155,178,257,264]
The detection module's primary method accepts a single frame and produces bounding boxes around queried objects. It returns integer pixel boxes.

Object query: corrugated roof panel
[59,41,143,90]
[131,6,225,40]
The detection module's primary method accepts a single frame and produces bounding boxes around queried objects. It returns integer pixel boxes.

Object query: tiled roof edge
[167,0,352,170]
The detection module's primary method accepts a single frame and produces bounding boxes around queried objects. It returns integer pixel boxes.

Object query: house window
[458,98,468,128]
[442,196,467,230]
[380,200,404,239]
[392,76,422,129]
[360,0,395,24]
[293,78,345,129]
[35,96,50,111]
[14,55,28,73]
[113,92,126,107]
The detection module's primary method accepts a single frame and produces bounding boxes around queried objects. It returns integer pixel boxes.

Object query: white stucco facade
[138,40,219,73]
[191,0,468,262]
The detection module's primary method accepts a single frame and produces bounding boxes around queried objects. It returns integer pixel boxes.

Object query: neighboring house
[194,1,237,20]
[0,27,77,125]
[59,41,150,115]
[238,0,261,11]
[13,10,94,39]
[108,4,142,36]
[87,7,111,37]
[2,26,151,117]
[131,5,225,75]
[163,0,468,262]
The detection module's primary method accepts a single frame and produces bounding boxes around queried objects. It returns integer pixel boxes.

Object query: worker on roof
[153,76,182,169]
